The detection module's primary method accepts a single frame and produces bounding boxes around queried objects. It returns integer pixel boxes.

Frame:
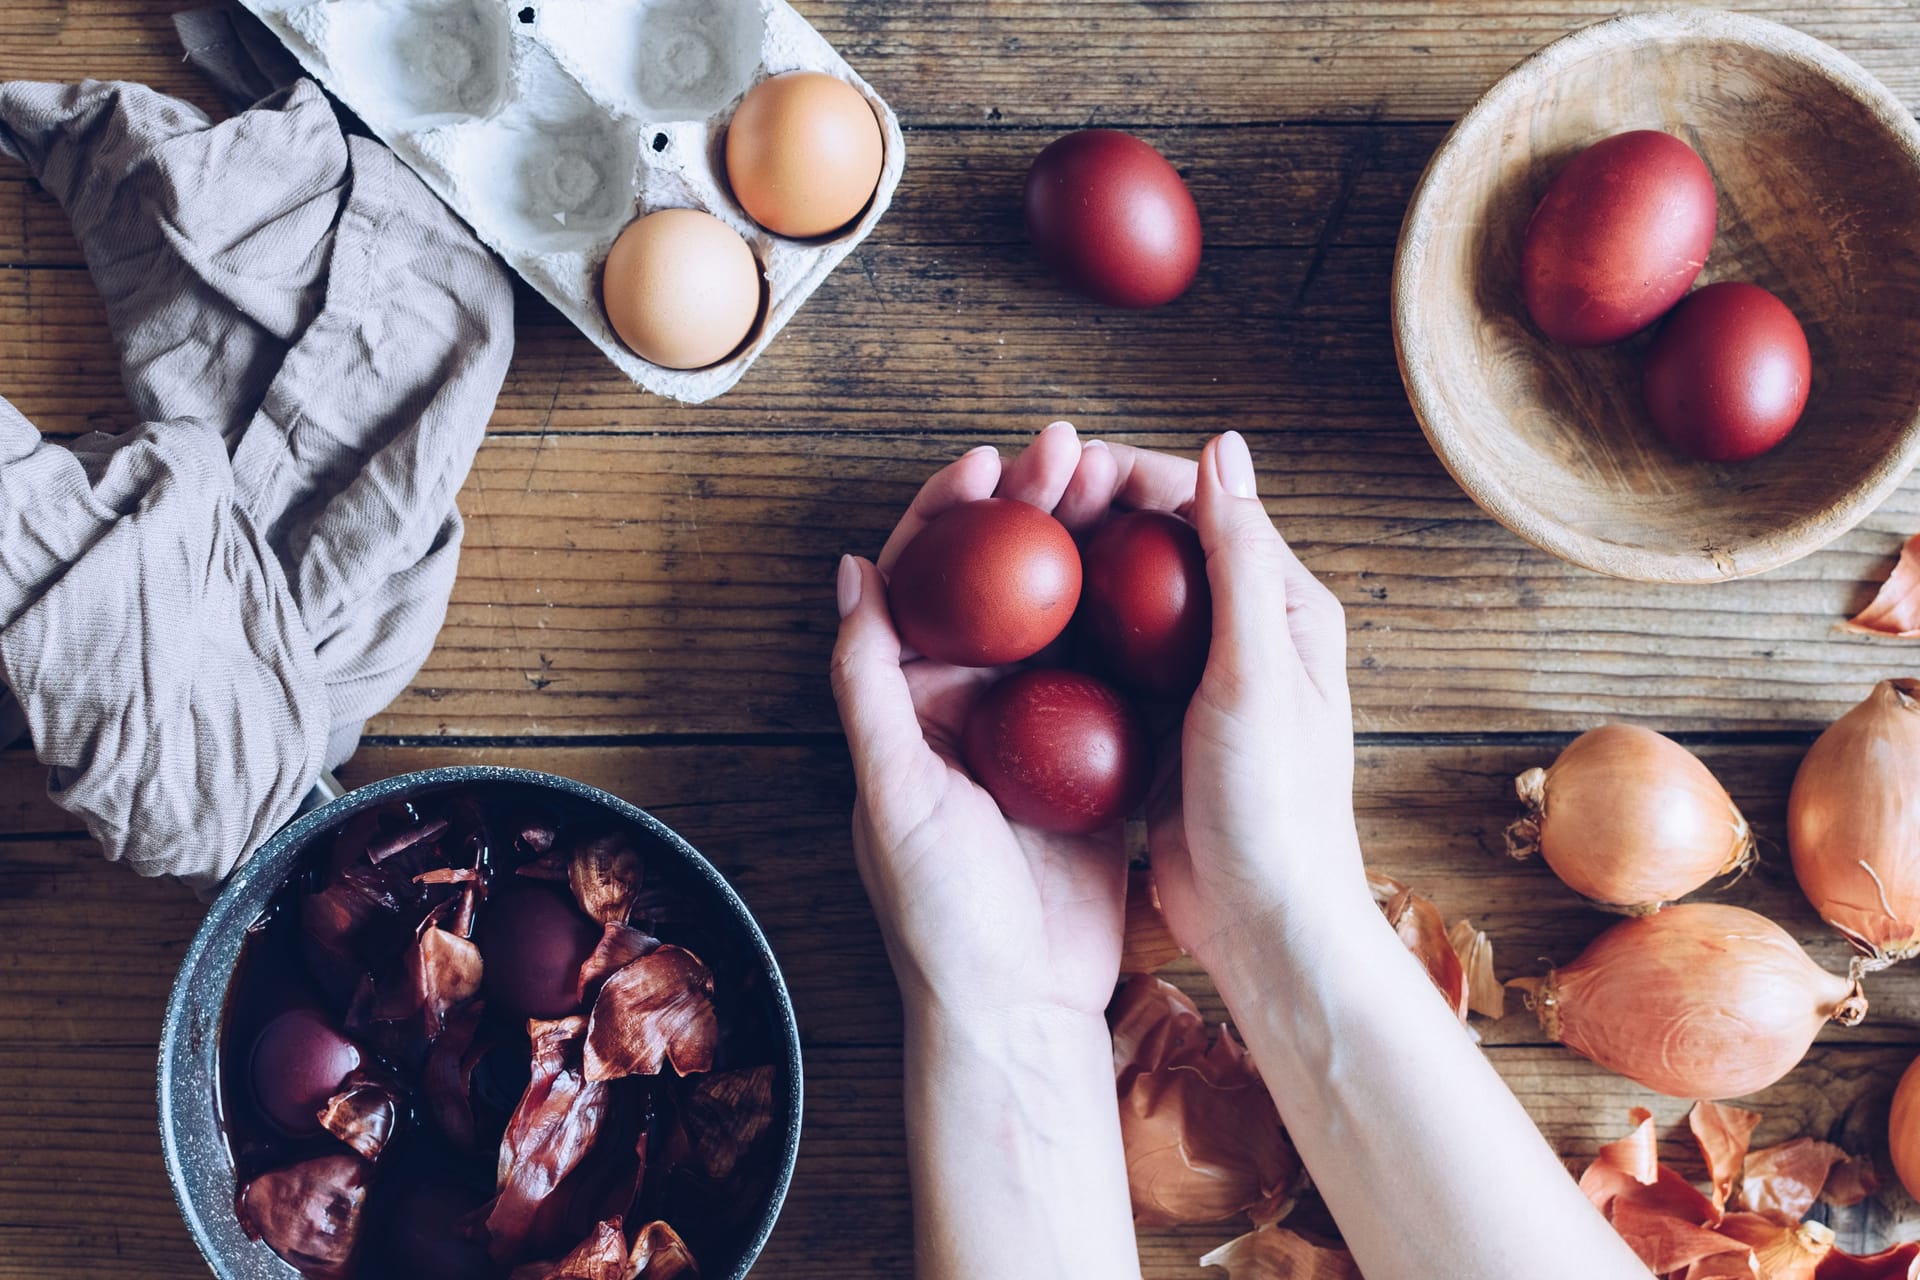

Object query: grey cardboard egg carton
[238,0,906,404]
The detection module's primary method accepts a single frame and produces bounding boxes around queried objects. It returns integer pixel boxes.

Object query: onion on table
[1789,679,1920,963]
[1505,724,1754,913]
[1511,903,1866,1100]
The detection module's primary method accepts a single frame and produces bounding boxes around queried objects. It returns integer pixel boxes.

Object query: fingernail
[963,444,998,462]
[1216,430,1256,499]
[836,554,862,618]
[1085,438,1108,452]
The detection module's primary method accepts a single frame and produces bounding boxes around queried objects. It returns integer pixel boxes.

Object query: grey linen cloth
[0,69,514,890]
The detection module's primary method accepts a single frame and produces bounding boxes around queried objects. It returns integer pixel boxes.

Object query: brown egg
[726,72,883,239]
[602,208,761,370]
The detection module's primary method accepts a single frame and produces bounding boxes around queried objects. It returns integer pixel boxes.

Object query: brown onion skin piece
[237,1153,370,1280]
[582,944,719,1081]
[1506,724,1753,913]
[1789,680,1920,961]
[1517,903,1864,1099]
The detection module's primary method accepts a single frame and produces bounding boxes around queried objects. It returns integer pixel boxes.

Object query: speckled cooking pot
[158,765,803,1280]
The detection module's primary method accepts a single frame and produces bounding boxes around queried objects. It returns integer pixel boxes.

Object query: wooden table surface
[8,2,1920,1276]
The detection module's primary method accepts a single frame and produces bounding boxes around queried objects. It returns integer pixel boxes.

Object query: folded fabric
[0,71,514,890]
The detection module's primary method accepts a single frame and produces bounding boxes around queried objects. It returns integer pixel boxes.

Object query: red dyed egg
[250,1007,362,1136]
[1078,510,1211,699]
[1024,130,1202,308]
[962,668,1151,834]
[478,885,600,1020]
[1643,282,1811,462]
[1522,130,1716,346]
[889,498,1083,667]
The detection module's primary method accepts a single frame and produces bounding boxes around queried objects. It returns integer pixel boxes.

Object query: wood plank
[9,739,1920,1055]
[8,3,1920,127]
[8,739,1920,1274]
[0,123,1437,270]
[3,386,1916,738]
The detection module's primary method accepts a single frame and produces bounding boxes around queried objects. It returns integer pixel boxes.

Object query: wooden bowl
[1393,10,1920,582]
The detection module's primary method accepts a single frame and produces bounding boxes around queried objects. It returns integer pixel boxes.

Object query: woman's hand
[830,421,1144,1280]
[1137,430,1375,966]
[829,420,1133,1025]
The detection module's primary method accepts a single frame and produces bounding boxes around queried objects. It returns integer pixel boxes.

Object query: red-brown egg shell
[888,498,1083,667]
[962,667,1151,834]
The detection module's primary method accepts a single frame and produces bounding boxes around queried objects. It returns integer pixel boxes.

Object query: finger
[1191,431,1303,680]
[830,556,936,790]
[994,420,1082,512]
[1105,443,1199,515]
[1053,437,1121,534]
[877,445,1003,574]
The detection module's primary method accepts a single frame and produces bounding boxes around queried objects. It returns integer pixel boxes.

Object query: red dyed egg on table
[1079,510,1212,699]
[889,498,1083,667]
[962,668,1151,834]
[1522,130,1717,346]
[250,1007,362,1136]
[1643,282,1812,462]
[478,884,601,1020]
[1023,130,1202,308]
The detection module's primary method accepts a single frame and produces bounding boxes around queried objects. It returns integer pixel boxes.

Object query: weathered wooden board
[4,738,1920,1279]
[8,3,1920,127]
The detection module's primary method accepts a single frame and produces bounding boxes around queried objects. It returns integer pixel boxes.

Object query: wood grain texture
[10,258,1919,736]
[1396,10,1920,582]
[5,741,1920,1279]
[10,3,1920,126]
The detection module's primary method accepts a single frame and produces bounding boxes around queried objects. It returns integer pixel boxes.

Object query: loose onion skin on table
[1505,724,1754,914]
[1789,679,1920,963]
[1511,903,1866,1100]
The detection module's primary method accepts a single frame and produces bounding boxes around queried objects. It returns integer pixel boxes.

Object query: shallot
[1512,903,1865,1099]
[1788,680,1920,962]
[1506,724,1753,913]
[1889,1052,1920,1201]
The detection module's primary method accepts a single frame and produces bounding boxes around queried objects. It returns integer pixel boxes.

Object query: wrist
[1193,868,1383,995]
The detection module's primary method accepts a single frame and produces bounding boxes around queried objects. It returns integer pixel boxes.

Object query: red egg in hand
[963,668,1151,834]
[1079,510,1211,699]
[1024,130,1202,308]
[1643,282,1811,462]
[478,884,601,1020]
[889,498,1083,667]
[250,1007,362,1136]
[1522,130,1717,346]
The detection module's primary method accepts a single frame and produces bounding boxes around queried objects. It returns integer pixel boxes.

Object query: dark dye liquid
[219,782,785,1279]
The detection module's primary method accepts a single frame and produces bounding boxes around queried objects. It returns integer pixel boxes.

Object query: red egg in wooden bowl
[1393,10,1920,583]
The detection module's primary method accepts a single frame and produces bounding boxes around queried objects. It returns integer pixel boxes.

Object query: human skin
[828,423,1647,1279]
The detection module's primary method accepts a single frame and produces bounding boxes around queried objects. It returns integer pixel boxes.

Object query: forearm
[902,1001,1142,1280]
[1207,891,1647,1280]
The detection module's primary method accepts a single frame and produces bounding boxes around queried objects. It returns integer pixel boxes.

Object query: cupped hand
[1136,431,1371,967]
[828,422,1134,1025]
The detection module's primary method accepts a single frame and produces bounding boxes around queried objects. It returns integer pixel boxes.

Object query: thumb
[1192,431,1302,682]
[828,555,931,793]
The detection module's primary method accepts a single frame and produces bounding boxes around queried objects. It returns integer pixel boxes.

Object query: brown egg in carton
[238,0,906,404]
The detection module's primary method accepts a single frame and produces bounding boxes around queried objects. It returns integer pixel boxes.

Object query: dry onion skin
[1788,680,1920,962]
[1512,903,1866,1099]
[1506,724,1754,914]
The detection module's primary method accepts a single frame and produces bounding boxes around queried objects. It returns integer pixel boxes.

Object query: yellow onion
[1512,903,1865,1100]
[1506,724,1754,913]
[1889,1052,1920,1201]
[1788,679,1920,962]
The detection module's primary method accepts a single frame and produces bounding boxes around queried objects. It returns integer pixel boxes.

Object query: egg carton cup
[238,0,906,404]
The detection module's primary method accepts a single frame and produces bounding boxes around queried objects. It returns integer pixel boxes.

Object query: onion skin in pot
[1890,1053,1920,1200]
[1788,679,1920,962]
[1506,724,1753,914]
[1513,903,1866,1100]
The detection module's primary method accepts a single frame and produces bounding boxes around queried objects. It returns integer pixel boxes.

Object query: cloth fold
[0,70,513,889]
